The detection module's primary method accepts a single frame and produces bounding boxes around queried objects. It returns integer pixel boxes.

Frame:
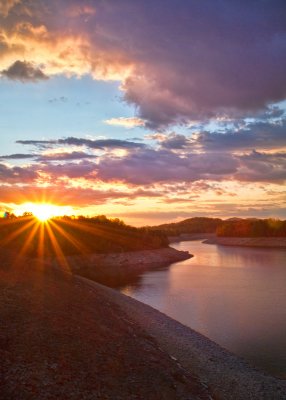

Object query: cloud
[158,133,191,149]
[0,153,36,160]
[40,160,97,179]
[0,184,164,207]
[147,118,286,154]
[0,0,20,17]
[1,60,49,82]
[104,117,145,128]
[48,96,68,104]
[236,151,286,183]
[1,1,286,126]
[194,119,286,152]
[66,4,96,18]
[17,137,145,150]
[96,148,239,185]
[12,128,286,186]
[37,151,97,162]
[0,163,38,183]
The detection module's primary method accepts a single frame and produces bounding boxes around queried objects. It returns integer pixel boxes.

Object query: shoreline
[48,247,192,287]
[168,233,286,249]
[79,276,286,400]
[204,236,286,249]
[2,249,286,398]
[0,258,209,399]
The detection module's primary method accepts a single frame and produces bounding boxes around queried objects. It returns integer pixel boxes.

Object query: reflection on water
[120,241,286,378]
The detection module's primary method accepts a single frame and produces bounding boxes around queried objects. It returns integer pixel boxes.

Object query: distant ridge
[150,217,286,238]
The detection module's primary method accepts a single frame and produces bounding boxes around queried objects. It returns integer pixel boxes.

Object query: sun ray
[13,221,41,265]
[37,221,45,260]
[45,221,71,273]
[49,219,89,254]
[0,218,36,248]
[57,218,132,249]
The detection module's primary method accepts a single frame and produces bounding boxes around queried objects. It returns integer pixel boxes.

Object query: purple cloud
[99,0,286,127]
[0,163,38,183]
[2,1,286,127]
[17,137,145,150]
[37,151,97,162]
[96,148,239,184]
[1,60,49,82]
[237,151,286,183]
[194,119,286,152]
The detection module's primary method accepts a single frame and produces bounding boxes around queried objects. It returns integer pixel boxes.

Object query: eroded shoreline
[80,276,286,400]
[204,236,286,248]
[2,247,286,399]
[169,234,286,249]
[48,247,192,286]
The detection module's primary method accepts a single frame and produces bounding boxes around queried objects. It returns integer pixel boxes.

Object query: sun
[31,204,57,222]
[14,202,73,222]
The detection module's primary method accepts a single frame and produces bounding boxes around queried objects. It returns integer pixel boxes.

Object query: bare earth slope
[80,278,286,400]
[0,254,209,400]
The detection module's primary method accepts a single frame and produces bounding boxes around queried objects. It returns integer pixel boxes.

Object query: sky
[0,0,286,226]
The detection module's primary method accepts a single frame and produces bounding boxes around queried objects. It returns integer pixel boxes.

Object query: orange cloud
[0,3,134,82]
[0,0,21,17]
[104,117,145,128]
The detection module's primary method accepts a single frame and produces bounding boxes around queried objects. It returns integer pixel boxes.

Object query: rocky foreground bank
[0,254,210,400]
[1,251,286,399]
[48,247,192,287]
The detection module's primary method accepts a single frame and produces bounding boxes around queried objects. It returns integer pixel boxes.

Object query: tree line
[151,217,286,238]
[216,218,286,237]
[0,215,169,257]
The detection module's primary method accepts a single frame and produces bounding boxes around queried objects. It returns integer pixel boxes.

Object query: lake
[120,241,286,378]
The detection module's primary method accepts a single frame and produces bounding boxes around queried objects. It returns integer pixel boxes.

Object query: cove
[120,240,286,378]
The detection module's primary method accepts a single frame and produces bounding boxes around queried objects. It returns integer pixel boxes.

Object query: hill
[150,217,222,236]
[150,217,286,238]
[0,215,168,258]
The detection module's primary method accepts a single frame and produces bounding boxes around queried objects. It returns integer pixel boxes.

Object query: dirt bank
[0,254,209,400]
[1,251,286,399]
[48,247,192,287]
[80,277,286,400]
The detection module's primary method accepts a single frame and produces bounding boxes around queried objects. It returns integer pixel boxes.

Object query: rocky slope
[48,247,192,287]
[0,253,208,400]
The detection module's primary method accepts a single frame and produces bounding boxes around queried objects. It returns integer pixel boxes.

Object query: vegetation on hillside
[151,217,222,236]
[216,218,286,237]
[151,217,286,238]
[0,215,168,258]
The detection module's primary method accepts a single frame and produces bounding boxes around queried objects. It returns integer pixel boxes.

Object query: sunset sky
[0,0,286,226]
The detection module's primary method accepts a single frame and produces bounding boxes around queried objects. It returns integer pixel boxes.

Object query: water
[120,241,286,378]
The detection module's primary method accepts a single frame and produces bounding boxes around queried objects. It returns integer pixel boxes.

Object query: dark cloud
[102,0,286,127]
[194,119,286,152]
[17,137,145,150]
[10,123,286,186]
[0,163,38,183]
[2,1,286,126]
[0,153,36,160]
[159,133,191,150]
[48,96,68,103]
[16,140,56,146]
[58,137,145,150]
[237,151,286,183]
[1,60,49,82]
[37,151,97,162]
[41,160,97,179]
[96,148,238,184]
